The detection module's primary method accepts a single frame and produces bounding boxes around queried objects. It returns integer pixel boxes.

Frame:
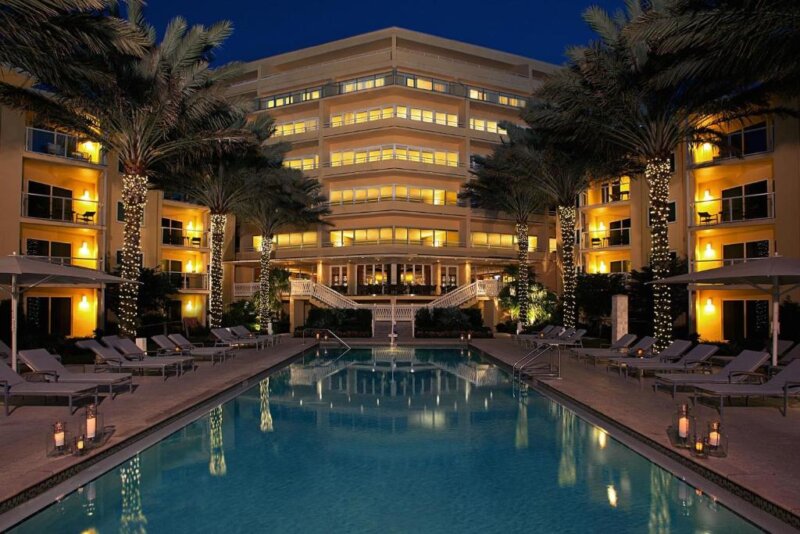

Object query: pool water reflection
[11,347,761,533]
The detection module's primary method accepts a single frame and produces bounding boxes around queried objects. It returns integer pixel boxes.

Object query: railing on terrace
[691,256,769,272]
[326,145,461,168]
[26,127,106,165]
[328,185,459,206]
[356,284,436,296]
[581,229,631,249]
[690,192,774,227]
[689,122,772,166]
[238,242,318,253]
[233,282,260,298]
[165,272,209,290]
[160,227,209,248]
[27,256,103,269]
[21,192,102,225]
[326,239,463,248]
[328,104,460,129]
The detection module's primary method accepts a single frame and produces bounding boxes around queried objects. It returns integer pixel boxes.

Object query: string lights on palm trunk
[209,214,226,329]
[258,235,273,332]
[516,223,530,326]
[559,206,577,329]
[119,173,147,338]
[646,158,673,352]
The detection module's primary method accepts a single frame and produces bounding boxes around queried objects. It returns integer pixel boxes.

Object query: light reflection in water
[557,406,577,487]
[119,455,147,534]
[515,398,529,450]
[649,463,672,533]
[209,406,227,477]
[260,378,274,433]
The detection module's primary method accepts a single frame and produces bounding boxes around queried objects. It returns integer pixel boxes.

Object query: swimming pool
[10,347,762,532]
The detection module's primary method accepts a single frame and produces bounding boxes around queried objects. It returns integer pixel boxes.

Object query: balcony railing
[690,192,774,227]
[327,145,460,168]
[327,239,463,248]
[26,127,105,165]
[165,272,209,290]
[691,256,769,272]
[233,282,260,298]
[356,284,437,296]
[28,256,103,269]
[21,192,101,225]
[581,228,631,249]
[328,184,459,206]
[161,227,209,248]
[689,122,772,166]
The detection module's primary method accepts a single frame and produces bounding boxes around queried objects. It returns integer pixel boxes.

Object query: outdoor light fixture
[706,421,727,457]
[467,333,472,341]
[460,333,465,342]
[79,295,90,311]
[703,243,715,259]
[185,300,194,312]
[186,261,194,273]
[703,189,712,201]
[668,403,694,448]
[635,347,646,358]
[704,298,715,314]
[82,189,91,200]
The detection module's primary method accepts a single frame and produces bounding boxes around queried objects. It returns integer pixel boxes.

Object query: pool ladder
[511,342,562,392]
[302,328,351,360]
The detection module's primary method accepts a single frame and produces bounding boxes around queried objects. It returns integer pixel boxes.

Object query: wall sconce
[186,261,194,273]
[599,261,607,274]
[704,298,715,314]
[185,300,194,312]
[82,189,91,200]
[79,241,90,255]
[79,295,90,311]
[703,243,715,259]
[187,221,194,231]
[703,189,712,201]
[598,222,606,232]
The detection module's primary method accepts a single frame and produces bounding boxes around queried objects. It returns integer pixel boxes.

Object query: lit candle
[708,422,721,448]
[694,438,704,454]
[54,422,65,449]
[76,436,85,452]
[86,405,97,440]
[678,414,689,439]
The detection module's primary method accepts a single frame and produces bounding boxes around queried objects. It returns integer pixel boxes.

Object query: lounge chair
[230,325,273,348]
[605,339,692,374]
[211,328,260,349]
[572,333,637,358]
[779,344,800,365]
[19,349,133,395]
[654,350,770,397]
[623,344,719,379]
[693,359,800,416]
[76,339,181,379]
[0,361,98,415]
[102,336,194,372]
[580,336,657,365]
[153,335,229,364]
[516,325,557,345]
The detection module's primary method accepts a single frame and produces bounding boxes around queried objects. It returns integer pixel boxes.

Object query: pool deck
[471,337,800,527]
[0,338,314,516]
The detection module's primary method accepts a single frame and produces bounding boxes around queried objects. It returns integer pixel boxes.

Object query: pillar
[347,263,356,296]
[611,294,628,342]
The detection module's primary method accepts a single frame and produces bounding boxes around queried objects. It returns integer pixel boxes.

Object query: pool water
[11,347,761,533]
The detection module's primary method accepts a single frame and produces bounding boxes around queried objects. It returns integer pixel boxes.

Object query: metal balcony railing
[21,192,101,225]
[690,192,774,227]
[26,127,106,165]
[165,272,209,290]
[28,256,103,269]
[581,228,631,249]
[691,256,769,272]
[160,227,209,248]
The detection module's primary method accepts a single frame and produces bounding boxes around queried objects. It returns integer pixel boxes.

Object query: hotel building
[576,115,800,342]
[223,28,560,331]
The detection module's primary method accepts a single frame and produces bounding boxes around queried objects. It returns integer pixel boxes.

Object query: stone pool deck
[471,337,800,527]
[0,338,314,517]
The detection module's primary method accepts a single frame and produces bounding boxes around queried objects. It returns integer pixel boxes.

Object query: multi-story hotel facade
[577,114,800,342]
[223,28,560,330]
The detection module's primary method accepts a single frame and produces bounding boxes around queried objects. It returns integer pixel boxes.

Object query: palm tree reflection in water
[120,455,147,534]
[557,405,577,487]
[260,378,274,433]
[209,405,227,477]
[648,464,672,534]
[515,396,529,449]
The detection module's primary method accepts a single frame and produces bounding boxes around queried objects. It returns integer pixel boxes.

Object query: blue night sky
[143,0,622,66]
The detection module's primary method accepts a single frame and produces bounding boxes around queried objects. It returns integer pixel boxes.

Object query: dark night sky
[142,0,622,66]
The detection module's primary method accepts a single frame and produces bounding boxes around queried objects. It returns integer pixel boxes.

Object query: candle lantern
[691,435,708,458]
[74,435,87,456]
[83,404,104,445]
[706,421,727,457]
[467,333,472,341]
[667,404,694,448]
[635,347,646,358]
[47,421,70,457]
[460,333,465,342]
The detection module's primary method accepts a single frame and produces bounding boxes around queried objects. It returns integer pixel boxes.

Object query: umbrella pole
[773,280,780,368]
[11,275,17,372]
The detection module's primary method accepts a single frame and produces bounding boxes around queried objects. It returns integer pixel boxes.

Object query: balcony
[165,272,209,290]
[329,185,459,207]
[28,255,103,270]
[691,256,769,272]
[161,227,209,248]
[689,122,772,166]
[21,192,101,226]
[233,282,259,298]
[581,228,631,249]
[690,192,774,227]
[26,127,105,165]
[355,284,437,296]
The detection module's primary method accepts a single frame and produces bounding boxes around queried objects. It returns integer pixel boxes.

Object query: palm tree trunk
[258,234,273,332]
[208,213,226,329]
[516,223,530,327]
[646,158,673,351]
[119,173,148,338]
[558,205,577,329]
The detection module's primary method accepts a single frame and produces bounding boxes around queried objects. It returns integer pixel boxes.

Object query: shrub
[303,308,372,336]
[413,307,491,338]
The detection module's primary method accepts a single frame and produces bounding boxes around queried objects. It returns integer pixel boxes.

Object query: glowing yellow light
[704,297,716,314]
[598,222,606,232]
[703,189,712,201]
[82,189,90,200]
[599,261,607,274]
[703,243,715,259]
[186,261,194,273]
[607,485,618,508]
[79,241,90,255]
[185,300,194,312]
[596,428,608,449]
[79,295,90,311]
[187,221,194,231]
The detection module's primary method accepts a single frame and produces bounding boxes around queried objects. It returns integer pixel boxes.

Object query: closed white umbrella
[652,256,800,367]
[0,254,129,370]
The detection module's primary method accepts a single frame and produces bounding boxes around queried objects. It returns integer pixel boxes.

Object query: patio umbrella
[0,254,129,370]
[652,256,800,367]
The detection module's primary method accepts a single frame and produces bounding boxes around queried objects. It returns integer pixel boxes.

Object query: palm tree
[237,170,330,333]
[3,1,252,337]
[463,147,547,330]
[627,0,800,99]
[532,3,766,350]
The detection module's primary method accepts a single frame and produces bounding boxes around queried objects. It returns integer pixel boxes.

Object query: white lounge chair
[102,336,194,373]
[0,361,98,415]
[19,349,133,395]
[572,333,637,358]
[693,359,800,416]
[77,339,181,380]
[654,350,770,397]
[605,339,692,374]
[153,334,229,364]
[623,344,719,379]
[230,325,273,348]
[211,328,259,349]
[581,336,657,365]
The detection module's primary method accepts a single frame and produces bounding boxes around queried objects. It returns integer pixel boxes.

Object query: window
[722,239,770,264]
[720,180,770,222]
[608,218,631,246]
[26,296,71,337]
[330,265,348,287]
[329,145,458,167]
[601,177,630,203]
[441,266,458,288]
[26,181,73,221]
[723,299,769,341]
[330,228,458,247]
[283,155,318,171]
[610,260,631,273]
[470,232,537,251]
[257,87,321,110]
[161,218,184,246]
[467,87,526,108]
[273,118,318,137]
[26,238,72,263]
[469,118,507,135]
[116,201,125,222]
[725,121,769,157]
[649,201,677,225]
[398,73,450,94]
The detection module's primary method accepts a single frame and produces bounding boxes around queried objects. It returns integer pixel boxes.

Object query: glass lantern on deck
[667,404,694,448]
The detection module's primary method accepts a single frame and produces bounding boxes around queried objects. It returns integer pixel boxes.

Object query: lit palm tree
[463,147,547,329]
[2,1,253,336]
[237,170,330,332]
[532,2,767,350]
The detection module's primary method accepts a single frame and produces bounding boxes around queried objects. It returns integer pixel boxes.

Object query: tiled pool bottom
[11,347,761,533]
